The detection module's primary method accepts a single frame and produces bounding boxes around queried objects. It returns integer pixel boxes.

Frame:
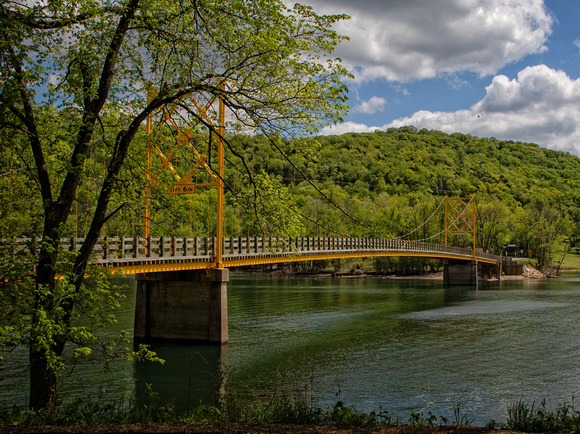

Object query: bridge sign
[168,185,196,194]
[167,180,218,195]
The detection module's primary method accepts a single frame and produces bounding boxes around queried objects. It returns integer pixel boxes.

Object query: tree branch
[57,0,141,215]
[9,47,52,204]
[0,4,124,30]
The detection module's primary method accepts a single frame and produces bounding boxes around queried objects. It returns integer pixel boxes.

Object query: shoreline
[235,266,580,281]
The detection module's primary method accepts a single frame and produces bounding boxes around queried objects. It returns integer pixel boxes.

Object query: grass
[0,389,178,426]
[559,252,580,270]
[0,398,400,428]
[7,387,580,432]
[0,385,476,429]
[506,399,580,432]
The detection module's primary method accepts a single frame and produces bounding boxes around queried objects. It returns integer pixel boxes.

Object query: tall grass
[0,395,399,427]
[17,390,580,430]
[1,385,481,428]
[506,399,580,432]
[0,374,480,428]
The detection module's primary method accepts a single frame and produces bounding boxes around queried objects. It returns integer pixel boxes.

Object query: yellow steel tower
[143,83,226,268]
[444,196,477,260]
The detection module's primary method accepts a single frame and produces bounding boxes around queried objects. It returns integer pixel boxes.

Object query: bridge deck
[13,236,501,274]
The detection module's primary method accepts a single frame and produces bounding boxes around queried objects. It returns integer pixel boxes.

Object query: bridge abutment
[134,268,229,344]
[480,261,503,280]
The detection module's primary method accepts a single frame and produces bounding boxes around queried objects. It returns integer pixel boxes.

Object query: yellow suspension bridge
[7,87,506,344]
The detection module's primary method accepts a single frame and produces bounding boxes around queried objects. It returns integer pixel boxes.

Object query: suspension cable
[396,196,445,240]
[261,132,387,238]
[163,96,445,241]
[414,196,475,242]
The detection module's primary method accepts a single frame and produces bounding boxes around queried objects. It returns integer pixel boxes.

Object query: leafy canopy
[0,0,351,409]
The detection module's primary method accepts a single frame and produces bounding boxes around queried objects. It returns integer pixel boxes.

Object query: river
[2,272,580,426]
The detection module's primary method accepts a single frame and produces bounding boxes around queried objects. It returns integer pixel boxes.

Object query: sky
[299,0,580,156]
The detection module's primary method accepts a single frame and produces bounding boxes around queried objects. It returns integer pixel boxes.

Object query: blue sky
[301,0,580,155]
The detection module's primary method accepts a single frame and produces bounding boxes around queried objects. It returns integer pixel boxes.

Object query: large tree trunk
[26,120,147,409]
[29,346,58,409]
[28,210,68,409]
[29,285,67,409]
[28,202,99,408]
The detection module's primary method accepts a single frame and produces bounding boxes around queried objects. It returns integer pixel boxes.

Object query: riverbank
[248,268,542,281]
[289,271,446,280]
[0,422,520,433]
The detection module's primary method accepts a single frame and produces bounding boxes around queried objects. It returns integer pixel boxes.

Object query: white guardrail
[8,236,502,268]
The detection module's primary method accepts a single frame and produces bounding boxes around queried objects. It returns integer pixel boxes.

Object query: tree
[0,0,349,409]
[240,171,304,239]
[521,204,566,270]
[476,199,512,254]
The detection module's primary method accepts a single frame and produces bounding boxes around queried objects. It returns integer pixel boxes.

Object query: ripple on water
[400,299,567,320]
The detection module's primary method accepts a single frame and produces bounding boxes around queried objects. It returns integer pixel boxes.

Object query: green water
[2,273,580,426]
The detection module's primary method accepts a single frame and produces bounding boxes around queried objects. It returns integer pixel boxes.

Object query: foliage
[6,395,580,430]
[521,204,567,269]
[0,386,176,426]
[0,392,438,428]
[405,404,473,428]
[475,199,511,254]
[452,403,475,426]
[238,171,304,239]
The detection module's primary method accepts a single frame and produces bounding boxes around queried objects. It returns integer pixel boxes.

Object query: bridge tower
[442,196,501,285]
[443,196,478,286]
[135,84,229,344]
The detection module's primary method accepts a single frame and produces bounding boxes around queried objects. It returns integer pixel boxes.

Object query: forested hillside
[229,127,579,271]
[2,126,578,272]
[262,127,580,211]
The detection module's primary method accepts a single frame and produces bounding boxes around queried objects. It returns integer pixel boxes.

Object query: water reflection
[135,343,227,412]
[403,299,567,319]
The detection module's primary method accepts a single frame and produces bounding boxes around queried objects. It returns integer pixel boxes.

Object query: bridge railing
[6,235,501,266]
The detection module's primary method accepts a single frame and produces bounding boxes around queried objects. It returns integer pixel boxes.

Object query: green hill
[228,127,579,270]
[261,127,580,210]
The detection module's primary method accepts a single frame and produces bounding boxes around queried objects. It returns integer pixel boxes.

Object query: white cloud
[320,121,379,135]
[352,96,386,114]
[303,0,553,82]
[390,84,410,96]
[328,65,580,154]
[382,65,580,154]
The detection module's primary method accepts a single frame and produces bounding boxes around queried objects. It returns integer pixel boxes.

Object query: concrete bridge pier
[134,268,229,344]
[443,260,502,286]
[443,260,478,287]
